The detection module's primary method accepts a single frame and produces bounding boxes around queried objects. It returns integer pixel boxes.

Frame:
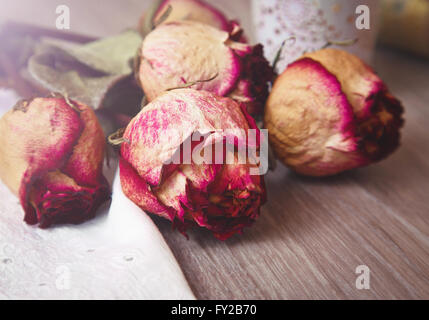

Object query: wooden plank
[155,48,429,299]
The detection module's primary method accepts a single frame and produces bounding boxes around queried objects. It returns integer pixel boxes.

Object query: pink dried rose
[119,89,266,240]
[0,96,110,227]
[265,48,405,176]
[136,20,273,117]
[139,0,245,41]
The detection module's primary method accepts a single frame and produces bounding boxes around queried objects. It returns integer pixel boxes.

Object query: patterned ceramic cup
[251,0,380,72]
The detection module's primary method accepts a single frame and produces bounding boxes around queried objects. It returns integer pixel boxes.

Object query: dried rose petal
[137,21,273,117]
[140,0,245,41]
[0,96,110,227]
[119,89,266,240]
[265,48,404,176]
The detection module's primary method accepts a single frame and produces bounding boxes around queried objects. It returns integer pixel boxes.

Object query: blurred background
[0,0,428,68]
[0,0,428,117]
[0,0,252,38]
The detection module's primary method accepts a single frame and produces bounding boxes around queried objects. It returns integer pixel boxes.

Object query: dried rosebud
[0,96,110,227]
[119,89,266,240]
[265,48,404,176]
[137,21,273,117]
[140,0,245,41]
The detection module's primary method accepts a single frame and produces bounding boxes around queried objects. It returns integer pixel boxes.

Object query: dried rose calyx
[265,48,404,176]
[119,89,266,240]
[0,96,110,227]
[137,21,273,117]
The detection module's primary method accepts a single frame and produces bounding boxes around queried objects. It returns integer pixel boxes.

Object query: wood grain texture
[155,48,429,300]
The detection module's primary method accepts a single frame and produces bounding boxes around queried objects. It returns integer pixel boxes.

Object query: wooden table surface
[155,47,429,300]
[1,0,428,300]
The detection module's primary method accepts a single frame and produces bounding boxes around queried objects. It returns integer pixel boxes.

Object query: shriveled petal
[139,21,241,100]
[265,57,361,176]
[119,158,174,221]
[153,0,230,31]
[62,101,106,186]
[230,44,274,115]
[303,49,388,119]
[153,170,189,220]
[121,89,252,187]
[28,170,109,228]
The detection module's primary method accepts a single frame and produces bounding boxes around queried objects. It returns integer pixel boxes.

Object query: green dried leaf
[28,49,124,109]
[40,30,142,75]
[27,30,144,113]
